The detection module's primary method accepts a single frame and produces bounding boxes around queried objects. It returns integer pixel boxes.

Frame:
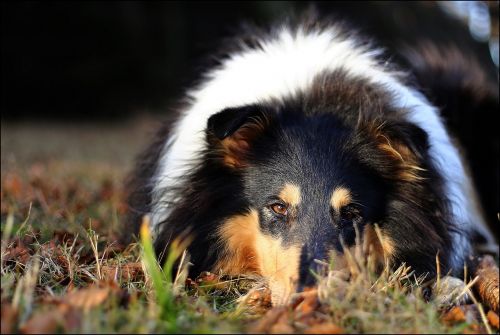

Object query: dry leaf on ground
[1,303,19,334]
[304,322,344,334]
[487,310,499,329]
[101,262,144,282]
[63,282,118,311]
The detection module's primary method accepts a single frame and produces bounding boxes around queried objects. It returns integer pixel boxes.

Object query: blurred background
[1,1,498,237]
[1,1,498,120]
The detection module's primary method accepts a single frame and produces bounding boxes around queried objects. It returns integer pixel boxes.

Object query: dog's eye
[339,205,362,223]
[270,203,288,216]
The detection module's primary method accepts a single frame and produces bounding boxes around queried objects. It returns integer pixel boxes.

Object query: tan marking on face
[279,183,301,207]
[330,187,352,211]
[213,209,301,305]
[214,210,260,274]
[255,234,301,305]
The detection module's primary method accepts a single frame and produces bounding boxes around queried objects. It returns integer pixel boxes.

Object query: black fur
[123,15,497,290]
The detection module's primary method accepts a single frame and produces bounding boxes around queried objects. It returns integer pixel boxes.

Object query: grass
[1,120,497,333]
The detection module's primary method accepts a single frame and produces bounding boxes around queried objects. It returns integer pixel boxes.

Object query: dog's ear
[376,120,429,159]
[207,105,273,168]
[360,119,429,182]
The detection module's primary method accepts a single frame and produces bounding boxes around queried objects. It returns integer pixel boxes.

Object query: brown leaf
[195,271,228,290]
[3,244,31,266]
[28,163,45,180]
[269,310,293,334]
[294,290,319,315]
[248,306,289,333]
[117,201,128,215]
[56,304,82,330]
[64,285,113,311]
[3,174,23,198]
[61,280,128,311]
[196,271,219,285]
[0,190,8,215]
[270,320,294,334]
[98,179,115,200]
[304,323,344,334]
[441,306,466,325]
[488,310,499,329]
[102,262,144,282]
[441,305,481,326]
[1,303,19,334]
[20,303,83,333]
[20,310,61,334]
[21,232,39,247]
[462,324,488,334]
[185,277,198,290]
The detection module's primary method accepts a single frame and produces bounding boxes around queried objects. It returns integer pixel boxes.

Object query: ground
[1,118,498,334]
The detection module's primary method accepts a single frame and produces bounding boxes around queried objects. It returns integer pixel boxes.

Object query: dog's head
[206,99,450,304]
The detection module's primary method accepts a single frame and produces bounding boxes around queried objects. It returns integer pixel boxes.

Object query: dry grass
[1,120,498,333]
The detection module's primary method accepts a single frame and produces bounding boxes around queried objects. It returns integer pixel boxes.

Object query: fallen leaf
[20,303,83,333]
[196,271,219,285]
[488,310,499,329]
[3,244,31,266]
[117,201,128,214]
[304,322,344,334]
[442,304,481,326]
[20,311,60,334]
[195,271,228,291]
[98,179,115,200]
[1,303,19,334]
[102,262,144,282]
[462,324,487,334]
[441,306,466,324]
[61,281,128,311]
[269,310,293,334]
[64,285,112,311]
[248,306,288,333]
[185,277,198,290]
[3,174,23,198]
[294,290,319,315]
[21,232,39,247]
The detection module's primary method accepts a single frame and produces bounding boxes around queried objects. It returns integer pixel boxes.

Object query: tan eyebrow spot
[330,187,352,211]
[279,183,301,207]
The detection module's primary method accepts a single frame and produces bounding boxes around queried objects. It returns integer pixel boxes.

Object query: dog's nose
[297,242,329,291]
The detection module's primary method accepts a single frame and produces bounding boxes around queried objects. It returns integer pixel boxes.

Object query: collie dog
[125,14,497,304]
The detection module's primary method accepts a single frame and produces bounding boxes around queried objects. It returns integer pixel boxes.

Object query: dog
[124,14,497,304]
